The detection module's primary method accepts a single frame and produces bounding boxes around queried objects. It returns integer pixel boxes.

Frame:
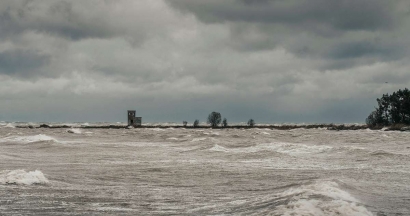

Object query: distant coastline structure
[127,110,141,127]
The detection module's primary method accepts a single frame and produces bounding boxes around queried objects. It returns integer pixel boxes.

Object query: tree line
[366,88,410,126]
[184,111,255,128]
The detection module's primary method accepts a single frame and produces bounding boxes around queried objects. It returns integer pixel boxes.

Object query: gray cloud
[167,0,398,31]
[0,49,50,76]
[0,0,410,123]
[328,41,402,60]
[168,0,410,69]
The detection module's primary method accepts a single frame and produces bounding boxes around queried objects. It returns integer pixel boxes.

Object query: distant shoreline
[12,123,373,131]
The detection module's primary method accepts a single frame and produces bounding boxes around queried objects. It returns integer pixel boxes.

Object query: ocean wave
[3,134,58,143]
[209,142,333,155]
[209,144,229,152]
[0,170,49,185]
[188,181,372,215]
[3,123,15,128]
[67,128,82,134]
[369,150,408,158]
[192,138,207,142]
[273,181,373,216]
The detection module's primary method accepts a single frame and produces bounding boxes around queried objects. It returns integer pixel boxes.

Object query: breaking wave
[67,128,82,134]
[3,123,15,128]
[3,134,58,143]
[188,181,373,215]
[369,150,408,158]
[192,137,207,142]
[0,170,49,185]
[209,142,333,155]
[273,181,373,216]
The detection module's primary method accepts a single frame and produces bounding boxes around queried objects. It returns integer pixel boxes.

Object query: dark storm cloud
[328,41,402,60]
[167,0,397,31]
[167,0,410,71]
[0,0,410,123]
[0,1,123,41]
[0,49,50,76]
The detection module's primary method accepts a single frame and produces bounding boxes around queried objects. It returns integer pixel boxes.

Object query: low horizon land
[2,121,376,131]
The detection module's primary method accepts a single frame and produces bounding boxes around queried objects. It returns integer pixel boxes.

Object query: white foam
[208,142,332,155]
[0,170,49,185]
[203,132,220,136]
[4,123,15,128]
[150,128,165,131]
[67,128,82,134]
[167,137,179,140]
[274,181,373,216]
[209,144,229,152]
[192,138,207,142]
[4,134,57,143]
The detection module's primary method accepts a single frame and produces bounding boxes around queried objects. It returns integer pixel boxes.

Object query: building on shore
[127,110,141,127]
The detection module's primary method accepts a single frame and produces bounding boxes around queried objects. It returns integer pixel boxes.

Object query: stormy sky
[1,0,410,123]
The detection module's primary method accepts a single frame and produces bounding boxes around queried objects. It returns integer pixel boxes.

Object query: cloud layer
[1,0,410,123]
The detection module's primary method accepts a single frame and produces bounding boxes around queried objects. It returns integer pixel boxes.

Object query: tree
[183,121,187,127]
[366,88,410,126]
[222,118,228,127]
[207,112,221,127]
[193,119,199,127]
[247,119,255,127]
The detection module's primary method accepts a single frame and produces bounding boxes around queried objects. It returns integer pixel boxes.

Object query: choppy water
[0,126,409,215]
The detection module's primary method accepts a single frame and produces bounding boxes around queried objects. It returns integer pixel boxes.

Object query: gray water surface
[0,126,409,215]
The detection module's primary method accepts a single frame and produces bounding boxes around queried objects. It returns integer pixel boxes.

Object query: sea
[0,122,409,215]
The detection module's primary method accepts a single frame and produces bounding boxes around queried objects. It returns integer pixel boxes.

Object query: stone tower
[127,110,141,127]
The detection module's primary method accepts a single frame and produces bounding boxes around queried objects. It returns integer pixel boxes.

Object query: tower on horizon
[127,110,141,127]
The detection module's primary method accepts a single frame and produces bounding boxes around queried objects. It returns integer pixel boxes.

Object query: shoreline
[12,123,372,131]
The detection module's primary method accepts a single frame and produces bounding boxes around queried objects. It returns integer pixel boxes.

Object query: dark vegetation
[193,119,199,127]
[222,118,228,127]
[366,88,410,130]
[21,91,410,132]
[247,119,255,127]
[20,123,368,130]
[207,111,221,127]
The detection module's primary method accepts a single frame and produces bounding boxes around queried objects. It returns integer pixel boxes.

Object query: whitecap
[209,144,229,152]
[192,138,207,142]
[4,134,57,143]
[4,123,15,128]
[67,128,82,134]
[0,170,49,185]
[81,122,90,126]
[208,142,333,155]
[151,128,165,132]
[274,181,373,216]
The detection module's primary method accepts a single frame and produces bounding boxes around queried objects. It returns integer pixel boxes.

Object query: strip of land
[13,123,372,130]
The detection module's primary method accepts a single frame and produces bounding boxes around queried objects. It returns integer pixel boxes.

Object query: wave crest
[209,142,332,155]
[274,181,373,216]
[4,134,57,143]
[0,170,49,185]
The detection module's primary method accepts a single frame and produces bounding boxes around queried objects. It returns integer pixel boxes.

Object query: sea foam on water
[67,128,82,134]
[7,134,57,143]
[0,170,49,185]
[273,181,373,216]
